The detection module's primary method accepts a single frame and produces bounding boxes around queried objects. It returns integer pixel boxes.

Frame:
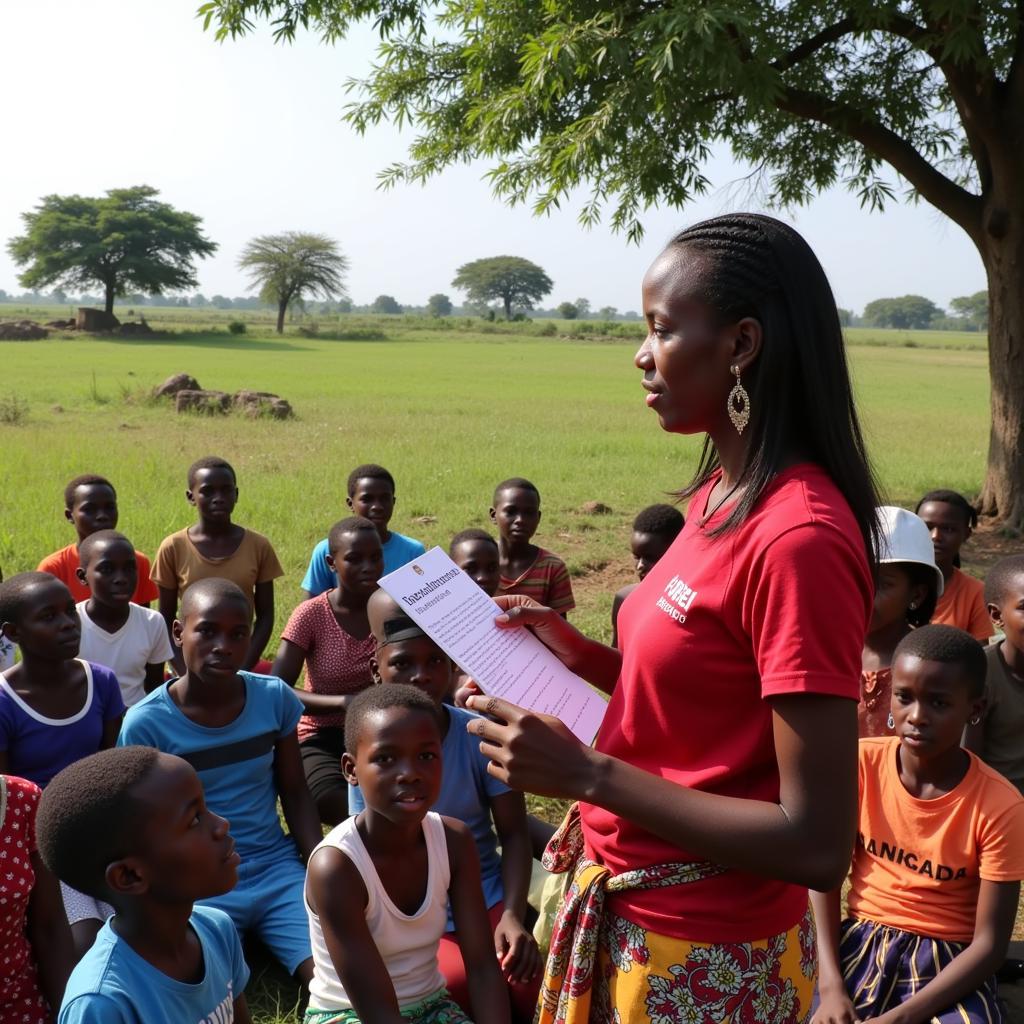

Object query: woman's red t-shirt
[580,464,873,943]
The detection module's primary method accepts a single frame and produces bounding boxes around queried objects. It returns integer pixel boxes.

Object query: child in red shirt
[813,625,1024,1024]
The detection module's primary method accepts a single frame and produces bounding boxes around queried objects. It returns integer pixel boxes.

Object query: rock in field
[175,389,230,415]
[154,373,201,398]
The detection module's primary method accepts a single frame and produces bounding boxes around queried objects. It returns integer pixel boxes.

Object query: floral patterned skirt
[539,905,817,1024]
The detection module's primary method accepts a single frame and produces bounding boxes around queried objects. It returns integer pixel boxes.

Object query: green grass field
[0,311,996,1021]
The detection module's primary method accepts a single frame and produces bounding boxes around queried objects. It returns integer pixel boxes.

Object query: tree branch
[771,16,860,73]
[775,86,983,239]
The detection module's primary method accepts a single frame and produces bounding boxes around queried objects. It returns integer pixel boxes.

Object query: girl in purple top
[0,572,125,956]
[272,517,382,825]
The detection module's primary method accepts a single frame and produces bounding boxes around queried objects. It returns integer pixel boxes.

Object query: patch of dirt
[961,519,1023,578]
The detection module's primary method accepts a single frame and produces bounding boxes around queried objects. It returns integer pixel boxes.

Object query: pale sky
[1,0,987,314]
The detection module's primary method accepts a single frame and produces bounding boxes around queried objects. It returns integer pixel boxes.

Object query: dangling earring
[969,715,981,726]
[886,712,895,730]
[728,365,750,435]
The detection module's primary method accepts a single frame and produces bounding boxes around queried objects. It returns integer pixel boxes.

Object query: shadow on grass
[244,938,305,1024]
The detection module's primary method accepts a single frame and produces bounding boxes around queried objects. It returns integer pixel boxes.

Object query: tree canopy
[238,231,348,333]
[8,185,216,316]
[950,290,989,331]
[863,295,941,330]
[451,256,552,320]
[199,0,1024,525]
[372,294,402,314]
[426,292,452,316]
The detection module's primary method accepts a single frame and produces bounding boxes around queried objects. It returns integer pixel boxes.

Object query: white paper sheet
[378,547,607,744]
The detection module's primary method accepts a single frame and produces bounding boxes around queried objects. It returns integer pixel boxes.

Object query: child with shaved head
[118,578,322,985]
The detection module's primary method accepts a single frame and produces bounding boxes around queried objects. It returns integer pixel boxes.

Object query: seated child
[916,489,993,642]
[302,464,425,599]
[152,456,283,674]
[610,503,684,648]
[37,474,159,607]
[75,531,174,708]
[0,773,74,1024]
[812,625,1024,1024]
[859,506,943,737]
[490,478,574,616]
[449,529,501,598]
[306,684,510,1024]
[118,577,321,984]
[272,517,382,826]
[350,590,541,1021]
[0,567,14,671]
[973,555,1024,793]
[37,747,251,1024]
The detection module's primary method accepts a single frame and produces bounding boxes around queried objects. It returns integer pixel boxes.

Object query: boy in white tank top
[304,684,511,1024]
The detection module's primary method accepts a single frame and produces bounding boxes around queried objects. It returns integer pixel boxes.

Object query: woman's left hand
[464,695,600,800]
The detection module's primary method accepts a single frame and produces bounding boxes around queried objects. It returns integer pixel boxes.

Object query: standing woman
[466,214,878,1024]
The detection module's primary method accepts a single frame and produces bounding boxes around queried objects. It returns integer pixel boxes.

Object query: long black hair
[669,213,880,563]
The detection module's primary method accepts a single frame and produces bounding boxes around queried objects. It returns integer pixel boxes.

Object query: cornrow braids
[666,213,880,565]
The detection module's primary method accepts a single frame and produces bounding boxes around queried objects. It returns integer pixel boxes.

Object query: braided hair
[667,213,880,563]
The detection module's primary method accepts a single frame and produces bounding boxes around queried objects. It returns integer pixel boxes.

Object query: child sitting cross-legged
[305,684,510,1024]
[350,591,541,1022]
[812,625,1024,1024]
[75,531,174,709]
[38,474,159,608]
[117,578,323,986]
[37,747,252,1024]
[272,517,383,826]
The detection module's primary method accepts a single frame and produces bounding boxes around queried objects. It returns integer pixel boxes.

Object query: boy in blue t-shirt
[36,746,251,1024]
[301,463,425,598]
[118,578,323,985]
[348,590,541,1020]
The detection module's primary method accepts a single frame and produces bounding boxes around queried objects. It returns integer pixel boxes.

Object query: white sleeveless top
[306,811,450,1011]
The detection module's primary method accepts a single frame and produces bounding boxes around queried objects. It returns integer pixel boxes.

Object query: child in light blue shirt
[36,746,251,1024]
[301,464,425,598]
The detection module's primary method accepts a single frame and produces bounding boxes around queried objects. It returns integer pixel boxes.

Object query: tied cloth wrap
[537,804,727,1024]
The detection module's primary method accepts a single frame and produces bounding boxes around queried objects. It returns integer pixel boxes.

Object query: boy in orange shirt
[37,475,158,607]
[812,625,1024,1024]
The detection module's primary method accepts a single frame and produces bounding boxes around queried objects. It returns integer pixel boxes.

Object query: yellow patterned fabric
[536,806,817,1024]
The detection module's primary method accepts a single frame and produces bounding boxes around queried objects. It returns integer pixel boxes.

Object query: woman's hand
[465,694,602,800]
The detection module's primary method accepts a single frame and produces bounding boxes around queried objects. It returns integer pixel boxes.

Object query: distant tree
[598,306,618,320]
[0,290,8,302]
[863,295,941,330]
[836,308,853,327]
[372,294,402,314]
[950,290,988,331]
[238,231,349,334]
[192,293,209,307]
[50,288,68,304]
[211,294,233,309]
[7,186,215,317]
[337,297,353,313]
[452,256,552,321]
[557,301,579,320]
[574,298,591,319]
[426,293,453,317]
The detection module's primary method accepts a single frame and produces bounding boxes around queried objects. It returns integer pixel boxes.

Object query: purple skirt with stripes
[840,917,1001,1024]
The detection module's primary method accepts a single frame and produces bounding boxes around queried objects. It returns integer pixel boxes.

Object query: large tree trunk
[978,218,1024,530]
[276,299,287,334]
[503,295,512,320]
[104,282,115,316]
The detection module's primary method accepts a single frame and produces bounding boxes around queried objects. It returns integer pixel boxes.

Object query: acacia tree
[452,256,553,320]
[8,186,215,317]
[863,295,941,330]
[238,231,348,333]
[201,1,1024,524]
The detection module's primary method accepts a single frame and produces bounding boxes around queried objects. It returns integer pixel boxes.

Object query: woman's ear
[730,316,763,376]
[908,581,929,613]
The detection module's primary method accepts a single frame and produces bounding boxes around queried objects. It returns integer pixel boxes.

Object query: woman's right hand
[492,594,587,666]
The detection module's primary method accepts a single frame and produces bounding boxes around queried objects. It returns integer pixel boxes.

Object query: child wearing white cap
[859,506,946,736]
